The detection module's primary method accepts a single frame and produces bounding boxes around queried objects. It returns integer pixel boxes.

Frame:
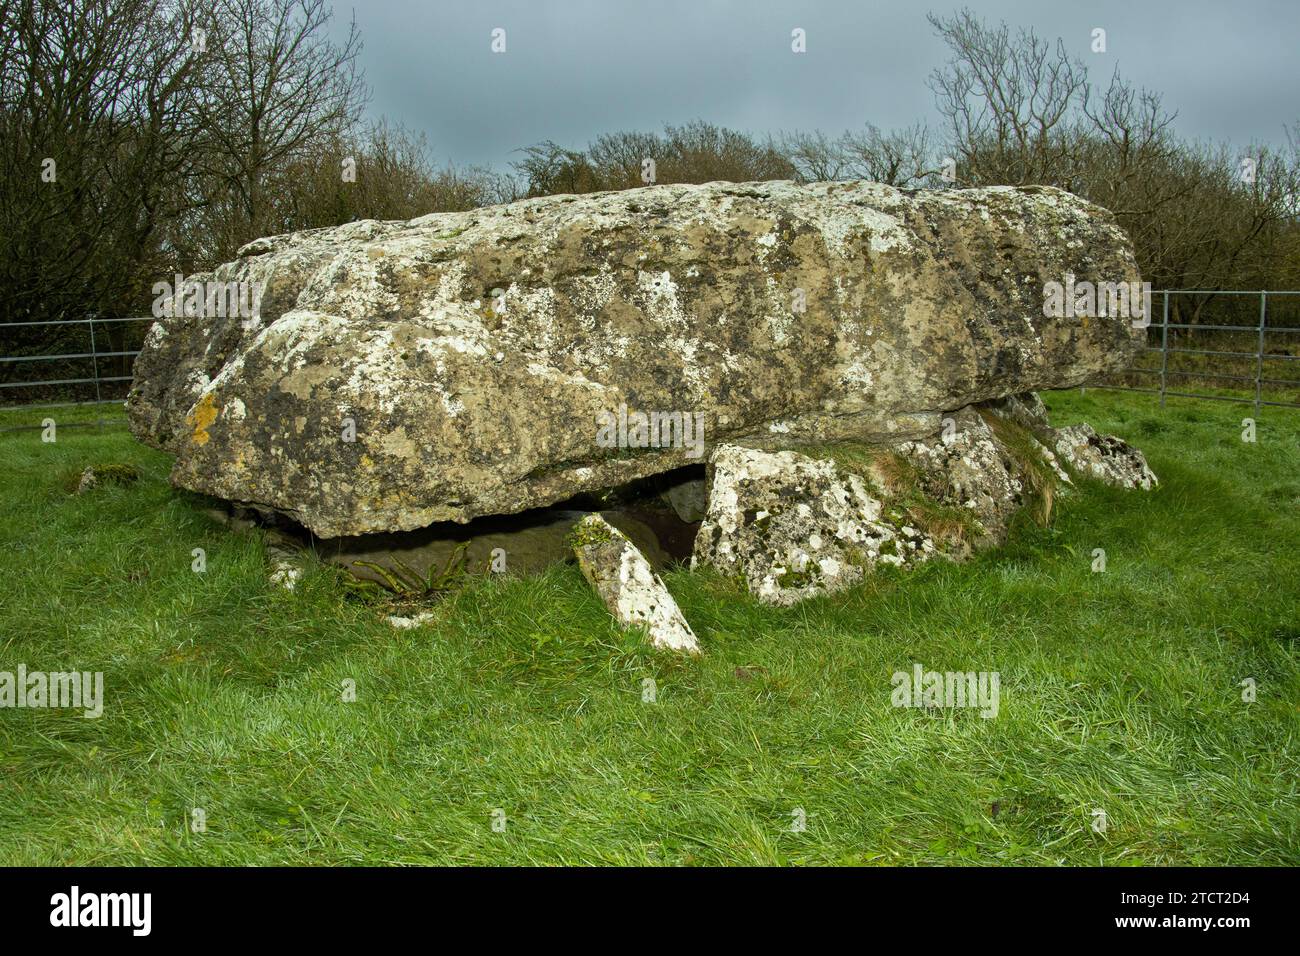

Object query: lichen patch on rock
[1053,423,1159,489]
[692,443,936,606]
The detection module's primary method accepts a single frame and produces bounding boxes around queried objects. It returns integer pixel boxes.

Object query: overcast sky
[328,0,1299,171]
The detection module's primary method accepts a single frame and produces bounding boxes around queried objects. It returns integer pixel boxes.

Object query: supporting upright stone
[571,514,700,654]
[693,444,934,606]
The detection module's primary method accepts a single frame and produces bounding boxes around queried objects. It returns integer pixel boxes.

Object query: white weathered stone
[665,478,709,523]
[692,444,934,606]
[979,392,1071,485]
[75,468,99,494]
[572,514,700,653]
[1034,438,1073,485]
[981,391,1052,434]
[1053,424,1158,489]
[269,561,302,590]
[386,610,437,629]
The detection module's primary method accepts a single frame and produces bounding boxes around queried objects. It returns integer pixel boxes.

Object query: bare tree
[0,0,206,325]
[513,140,606,196]
[189,0,365,251]
[927,7,1089,187]
[269,119,516,230]
[784,123,938,186]
[923,6,1300,306]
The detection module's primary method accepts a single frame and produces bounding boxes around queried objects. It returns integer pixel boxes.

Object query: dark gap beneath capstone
[216,464,707,587]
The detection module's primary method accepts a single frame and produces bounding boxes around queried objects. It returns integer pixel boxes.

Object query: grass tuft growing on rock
[978,410,1062,527]
[798,442,985,550]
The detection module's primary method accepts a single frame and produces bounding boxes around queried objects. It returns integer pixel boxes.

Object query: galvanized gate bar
[1160,291,1169,408]
[1092,289,1299,412]
[1255,291,1267,416]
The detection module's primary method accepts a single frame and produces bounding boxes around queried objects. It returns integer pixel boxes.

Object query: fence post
[87,317,102,405]
[1159,291,1169,408]
[1254,291,1267,417]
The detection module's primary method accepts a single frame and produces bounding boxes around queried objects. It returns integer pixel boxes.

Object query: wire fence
[1086,290,1300,413]
[0,315,154,402]
[0,315,154,432]
[1,291,1298,434]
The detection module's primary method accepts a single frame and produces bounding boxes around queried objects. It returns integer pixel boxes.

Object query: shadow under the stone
[307,464,706,586]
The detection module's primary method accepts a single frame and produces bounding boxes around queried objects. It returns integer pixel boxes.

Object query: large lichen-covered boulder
[128,180,1144,537]
[692,443,936,605]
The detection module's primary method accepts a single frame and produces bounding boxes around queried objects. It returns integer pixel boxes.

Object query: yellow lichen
[188,393,217,445]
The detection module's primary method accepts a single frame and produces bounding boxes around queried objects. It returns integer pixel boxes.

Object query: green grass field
[0,390,1296,865]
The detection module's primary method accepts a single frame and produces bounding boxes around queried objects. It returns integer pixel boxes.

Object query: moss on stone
[569,517,616,549]
[90,463,140,484]
[72,462,141,494]
[776,567,818,589]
